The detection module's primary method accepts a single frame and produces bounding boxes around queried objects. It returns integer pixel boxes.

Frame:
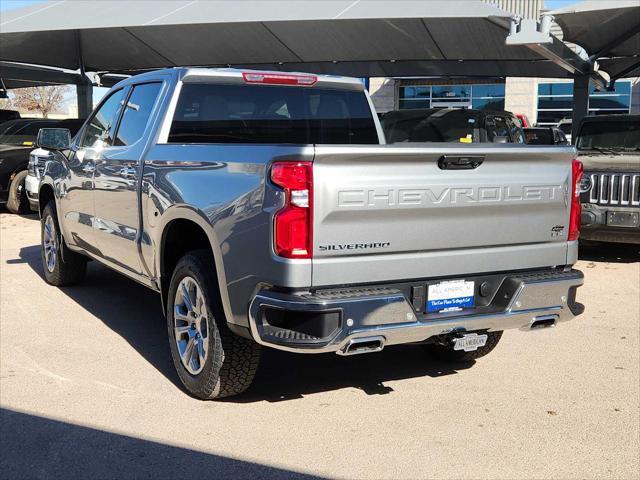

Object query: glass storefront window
[589,96,632,109]
[538,97,573,110]
[398,84,506,111]
[590,109,633,116]
[590,81,630,95]
[400,86,430,99]
[472,98,505,111]
[538,83,574,96]
[432,85,471,99]
[472,84,505,98]
[398,99,430,110]
[537,80,632,126]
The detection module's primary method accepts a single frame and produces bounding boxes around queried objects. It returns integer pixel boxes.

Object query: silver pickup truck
[36,68,584,399]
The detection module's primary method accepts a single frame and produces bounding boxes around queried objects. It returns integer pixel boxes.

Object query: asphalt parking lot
[1,211,638,480]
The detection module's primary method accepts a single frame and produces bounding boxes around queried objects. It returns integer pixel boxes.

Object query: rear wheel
[6,170,30,214]
[424,331,503,362]
[41,201,87,286]
[167,250,260,399]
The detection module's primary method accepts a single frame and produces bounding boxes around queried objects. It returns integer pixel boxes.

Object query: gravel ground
[1,212,638,480]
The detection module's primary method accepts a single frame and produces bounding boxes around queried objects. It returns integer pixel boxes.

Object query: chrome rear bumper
[248,269,584,354]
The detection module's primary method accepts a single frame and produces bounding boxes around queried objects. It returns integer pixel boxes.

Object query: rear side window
[115,82,162,146]
[80,89,125,148]
[168,83,378,144]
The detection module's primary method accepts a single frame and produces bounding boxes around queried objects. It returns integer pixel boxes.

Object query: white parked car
[26,147,54,212]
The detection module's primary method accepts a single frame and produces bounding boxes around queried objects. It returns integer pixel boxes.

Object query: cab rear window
[382,109,480,143]
[168,83,378,145]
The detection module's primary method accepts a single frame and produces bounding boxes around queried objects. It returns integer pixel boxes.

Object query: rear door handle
[119,166,137,179]
[438,155,484,170]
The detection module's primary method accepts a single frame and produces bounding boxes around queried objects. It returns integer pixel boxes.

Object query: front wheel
[41,201,87,286]
[167,250,260,400]
[424,331,503,362]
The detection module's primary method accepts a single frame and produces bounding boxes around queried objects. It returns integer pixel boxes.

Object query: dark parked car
[524,127,569,145]
[380,108,525,144]
[0,109,21,123]
[0,118,84,213]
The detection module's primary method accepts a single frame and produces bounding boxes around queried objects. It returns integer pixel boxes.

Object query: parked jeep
[577,115,639,244]
[36,68,584,399]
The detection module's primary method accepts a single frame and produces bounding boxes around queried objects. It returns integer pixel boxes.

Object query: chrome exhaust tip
[337,336,385,356]
[530,315,558,330]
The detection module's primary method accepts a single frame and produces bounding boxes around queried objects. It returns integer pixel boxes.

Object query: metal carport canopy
[0,61,83,88]
[0,0,580,78]
[550,0,640,81]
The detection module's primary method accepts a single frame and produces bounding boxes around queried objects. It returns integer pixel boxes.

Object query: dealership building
[369,0,640,125]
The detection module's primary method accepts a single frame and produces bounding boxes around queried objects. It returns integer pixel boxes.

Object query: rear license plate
[607,211,639,228]
[427,280,474,313]
[453,333,488,352]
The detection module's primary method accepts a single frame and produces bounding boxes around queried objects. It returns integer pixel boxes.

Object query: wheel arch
[157,207,232,324]
[38,182,55,218]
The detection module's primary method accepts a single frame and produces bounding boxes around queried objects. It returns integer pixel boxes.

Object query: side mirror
[492,136,509,144]
[36,128,71,151]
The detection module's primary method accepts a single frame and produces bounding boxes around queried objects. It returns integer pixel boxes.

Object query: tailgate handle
[438,155,484,170]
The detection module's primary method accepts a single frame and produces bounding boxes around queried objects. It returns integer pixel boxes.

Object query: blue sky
[1,0,46,10]
[544,0,579,9]
[1,0,581,12]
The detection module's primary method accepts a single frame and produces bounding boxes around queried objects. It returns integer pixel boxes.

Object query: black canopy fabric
[550,0,640,80]
[0,0,577,78]
[0,61,83,89]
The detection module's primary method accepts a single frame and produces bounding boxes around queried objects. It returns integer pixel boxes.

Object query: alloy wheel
[173,276,209,375]
[43,215,57,273]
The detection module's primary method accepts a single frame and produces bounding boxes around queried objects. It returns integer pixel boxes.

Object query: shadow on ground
[0,205,39,220]
[578,241,639,264]
[0,408,322,479]
[15,244,473,402]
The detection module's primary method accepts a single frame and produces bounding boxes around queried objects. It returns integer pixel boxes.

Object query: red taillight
[271,161,313,258]
[568,158,583,241]
[242,72,317,86]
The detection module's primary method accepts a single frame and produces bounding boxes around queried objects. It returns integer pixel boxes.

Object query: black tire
[424,331,503,362]
[167,250,260,400]
[41,201,87,286]
[6,170,30,214]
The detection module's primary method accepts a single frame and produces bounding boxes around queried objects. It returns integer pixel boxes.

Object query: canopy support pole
[76,83,93,118]
[75,29,93,118]
[570,75,589,143]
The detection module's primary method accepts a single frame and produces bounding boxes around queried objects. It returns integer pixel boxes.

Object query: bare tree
[6,86,70,118]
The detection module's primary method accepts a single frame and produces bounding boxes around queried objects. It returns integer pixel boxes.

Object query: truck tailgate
[312,144,576,286]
